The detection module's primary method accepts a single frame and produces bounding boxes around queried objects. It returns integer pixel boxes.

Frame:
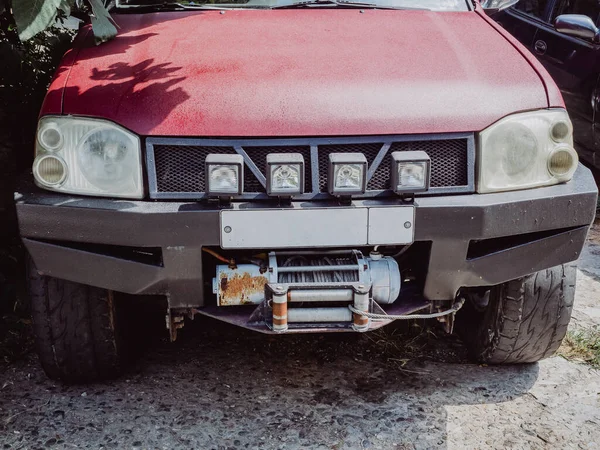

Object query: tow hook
[166,312,184,342]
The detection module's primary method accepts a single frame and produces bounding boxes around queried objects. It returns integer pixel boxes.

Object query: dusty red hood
[56,9,549,137]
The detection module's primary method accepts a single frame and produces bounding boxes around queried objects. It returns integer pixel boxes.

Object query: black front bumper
[16,165,598,308]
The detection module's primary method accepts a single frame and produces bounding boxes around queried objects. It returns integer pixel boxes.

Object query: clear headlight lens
[205,154,244,195]
[398,162,427,188]
[33,116,143,198]
[390,151,430,194]
[78,128,140,191]
[335,164,362,190]
[477,109,578,193]
[266,153,305,195]
[328,153,367,195]
[209,166,240,193]
[551,120,571,142]
[272,165,300,189]
[38,122,63,151]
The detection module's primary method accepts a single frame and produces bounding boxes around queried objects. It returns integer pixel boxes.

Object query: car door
[494,0,555,52]
[531,0,600,156]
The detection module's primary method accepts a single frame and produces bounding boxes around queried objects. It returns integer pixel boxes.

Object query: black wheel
[27,257,123,382]
[456,264,576,364]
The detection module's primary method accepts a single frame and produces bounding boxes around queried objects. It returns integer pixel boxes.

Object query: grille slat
[149,136,472,199]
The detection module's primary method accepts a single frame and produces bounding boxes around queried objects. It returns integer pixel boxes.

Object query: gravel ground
[1,224,600,450]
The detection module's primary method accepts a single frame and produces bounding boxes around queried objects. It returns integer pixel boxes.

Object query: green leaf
[88,0,118,44]
[12,0,72,41]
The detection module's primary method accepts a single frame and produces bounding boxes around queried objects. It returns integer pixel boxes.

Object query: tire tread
[460,264,576,364]
[28,259,122,382]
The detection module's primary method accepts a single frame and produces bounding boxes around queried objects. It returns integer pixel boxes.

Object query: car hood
[59,9,549,137]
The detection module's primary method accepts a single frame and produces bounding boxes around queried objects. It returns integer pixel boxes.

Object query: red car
[16,0,598,382]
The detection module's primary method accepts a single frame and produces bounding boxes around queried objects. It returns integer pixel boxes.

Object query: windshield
[116,0,470,11]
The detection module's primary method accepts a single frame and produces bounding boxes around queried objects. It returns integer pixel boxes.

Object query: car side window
[515,0,551,20]
[552,0,600,23]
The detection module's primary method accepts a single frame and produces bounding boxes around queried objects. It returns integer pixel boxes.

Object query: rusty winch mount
[199,249,433,334]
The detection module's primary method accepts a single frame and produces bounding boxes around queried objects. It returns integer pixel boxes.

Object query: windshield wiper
[116,0,430,11]
[271,0,430,9]
[116,1,241,11]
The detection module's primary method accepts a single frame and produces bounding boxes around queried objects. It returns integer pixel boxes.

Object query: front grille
[148,135,474,200]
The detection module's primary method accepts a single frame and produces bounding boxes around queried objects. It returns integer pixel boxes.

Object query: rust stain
[219,272,268,306]
[220,275,228,292]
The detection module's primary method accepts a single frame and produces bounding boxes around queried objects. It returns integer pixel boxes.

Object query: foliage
[10,0,117,44]
[0,0,115,171]
[0,1,76,192]
[0,0,91,327]
[12,0,71,41]
[1,4,75,145]
[88,0,118,43]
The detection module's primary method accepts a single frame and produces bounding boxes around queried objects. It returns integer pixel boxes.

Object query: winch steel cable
[278,255,359,284]
[348,298,466,320]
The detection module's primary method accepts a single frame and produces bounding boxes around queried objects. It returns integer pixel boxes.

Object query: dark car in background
[496,0,600,167]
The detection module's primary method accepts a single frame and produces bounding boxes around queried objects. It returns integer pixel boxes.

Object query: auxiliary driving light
[328,153,367,196]
[205,154,244,195]
[266,153,305,195]
[391,151,431,194]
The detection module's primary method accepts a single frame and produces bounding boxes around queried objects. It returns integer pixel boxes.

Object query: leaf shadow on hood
[56,58,191,134]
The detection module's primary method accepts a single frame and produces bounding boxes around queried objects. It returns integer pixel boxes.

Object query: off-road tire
[457,264,576,364]
[27,258,123,382]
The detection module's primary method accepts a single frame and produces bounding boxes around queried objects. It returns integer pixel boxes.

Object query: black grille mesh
[152,138,469,196]
[154,145,264,193]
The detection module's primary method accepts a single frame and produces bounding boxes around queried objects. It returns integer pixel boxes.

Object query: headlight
[33,116,143,198]
[328,153,367,196]
[205,154,244,195]
[478,109,578,193]
[266,153,305,195]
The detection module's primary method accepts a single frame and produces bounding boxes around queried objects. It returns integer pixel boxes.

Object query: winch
[212,250,401,332]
